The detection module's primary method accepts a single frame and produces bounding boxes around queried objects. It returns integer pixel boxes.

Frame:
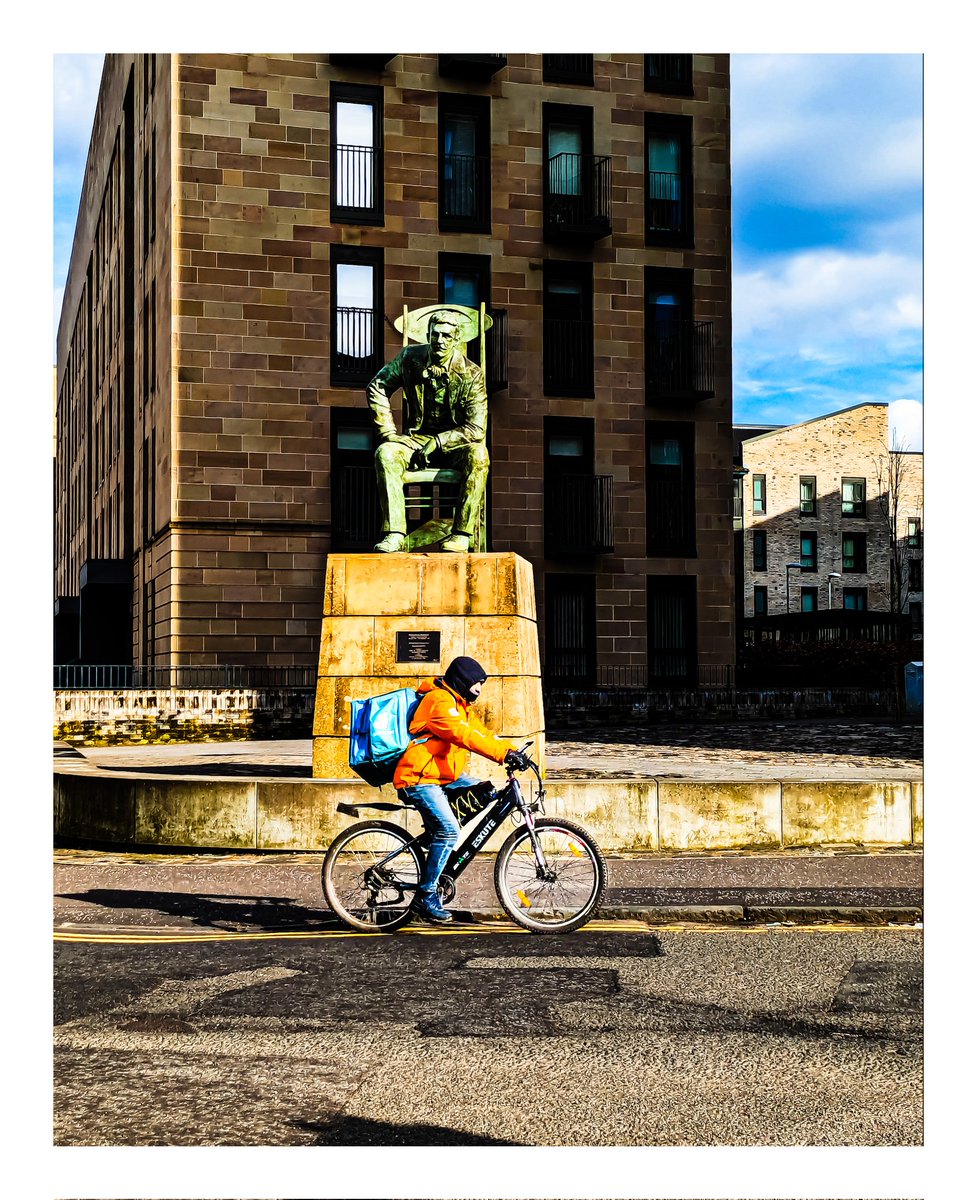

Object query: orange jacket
[393,677,517,789]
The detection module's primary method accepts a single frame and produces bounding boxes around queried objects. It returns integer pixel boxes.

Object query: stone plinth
[313,552,544,782]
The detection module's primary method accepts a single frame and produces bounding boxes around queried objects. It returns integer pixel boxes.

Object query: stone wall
[54,688,314,745]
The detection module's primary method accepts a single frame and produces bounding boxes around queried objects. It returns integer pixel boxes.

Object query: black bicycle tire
[322,820,422,933]
[493,817,607,933]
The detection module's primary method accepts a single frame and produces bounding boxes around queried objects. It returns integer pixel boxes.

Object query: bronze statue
[368,306,490,553]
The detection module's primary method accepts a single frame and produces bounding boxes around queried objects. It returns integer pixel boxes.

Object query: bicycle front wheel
[322,820,422,933]
[494,818,607,933]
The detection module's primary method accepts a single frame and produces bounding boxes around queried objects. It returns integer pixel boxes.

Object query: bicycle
[321,749,607,934]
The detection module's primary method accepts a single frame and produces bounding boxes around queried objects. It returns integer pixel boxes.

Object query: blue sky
[53,52,923,448]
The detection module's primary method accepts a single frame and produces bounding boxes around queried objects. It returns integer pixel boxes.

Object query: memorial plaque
[396,630,441,663]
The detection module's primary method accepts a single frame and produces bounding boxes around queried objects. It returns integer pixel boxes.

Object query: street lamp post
[827,571,842,610]
[785,562,804,613]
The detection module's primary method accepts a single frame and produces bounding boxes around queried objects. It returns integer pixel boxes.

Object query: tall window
[644,266,710,401]
[545,418,610,557]
[646,422,695,556]
[752,474,766,514]
[801,586,818,613]
[645,113,693,246]
[842,477,867,517]
[330,408,380,551]
[842,533,867,573]
[754,585,768,616]
[908,559,923,591]
[544,103,591,202]
[799,475,817,516]
[907,517,922,548]
[543,261,593,396]
[545,574,596,686]
[752,530,767,571]
[439,94,491,232]
[843,587,868,611]
[644,54,693,95]
[330,82,383,224]
[648,575,697,684]
[331,246,383,386]
[800,531,818,571]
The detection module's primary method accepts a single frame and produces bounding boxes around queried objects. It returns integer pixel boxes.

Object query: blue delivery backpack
[348,686,428,787]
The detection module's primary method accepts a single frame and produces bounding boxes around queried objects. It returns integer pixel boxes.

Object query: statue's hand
[409,436,439,469]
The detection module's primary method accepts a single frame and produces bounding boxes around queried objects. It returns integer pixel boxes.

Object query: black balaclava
[442,655,488,702]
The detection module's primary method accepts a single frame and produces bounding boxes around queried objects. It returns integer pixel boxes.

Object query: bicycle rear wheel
[494,818,607,933]
[322,820,422,933]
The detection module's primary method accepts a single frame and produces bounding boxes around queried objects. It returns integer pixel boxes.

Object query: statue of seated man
[368,307,490,554]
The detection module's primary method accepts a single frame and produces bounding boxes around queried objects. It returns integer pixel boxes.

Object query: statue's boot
[374,532,406,553]
[440,533,470,553]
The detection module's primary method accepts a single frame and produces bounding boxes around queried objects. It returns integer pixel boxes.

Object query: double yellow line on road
[54,918,652,945]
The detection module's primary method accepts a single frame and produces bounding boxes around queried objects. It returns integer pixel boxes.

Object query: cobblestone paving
[61,720,921,781]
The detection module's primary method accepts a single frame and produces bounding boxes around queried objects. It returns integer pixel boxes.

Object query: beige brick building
[55,52,735,687]
[736,403,923,631]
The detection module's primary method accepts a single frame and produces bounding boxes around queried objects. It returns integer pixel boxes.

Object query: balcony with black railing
[543,317,594,396]
[332,463,381,551]
[646,170,690,239]
[332,144,380,221]
[440,153,491,230]
[545,475,615,557]
[542,54,594,84]
[438,54,507,78]
[644,54,694,95]
[332,307,382,385]
[544,153,612,242]
[646,319,715,401]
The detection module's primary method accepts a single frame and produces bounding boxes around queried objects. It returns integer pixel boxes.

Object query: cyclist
[393,655,531,924]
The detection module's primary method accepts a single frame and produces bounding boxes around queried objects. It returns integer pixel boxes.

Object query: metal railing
[333,144,377,211]
[54,664,317,690]
[542,54,593,82]
[438,54,507,77]
[486,306,508,392]
[545,663,735,691]
[645,54,693,92]
[544,475,614,556]
[646,319,714,400]
[647,169,688,236]
[332,463,381,551]
[333,306,382,383]
[545,153,612,238]
[543,316,594,395]
[441,153,490,225]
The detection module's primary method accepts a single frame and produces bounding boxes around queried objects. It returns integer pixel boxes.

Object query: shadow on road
[295,1114,523,1145]
[92,762,314,778]
[57,887,341,932]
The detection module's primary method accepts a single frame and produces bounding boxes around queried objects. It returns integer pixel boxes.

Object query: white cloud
[732,54,922,209]
[889,399,923,452]
[734,247,921,366]
[53,55,104,161]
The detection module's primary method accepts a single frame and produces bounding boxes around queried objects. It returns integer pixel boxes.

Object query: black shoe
[412,895,453,924]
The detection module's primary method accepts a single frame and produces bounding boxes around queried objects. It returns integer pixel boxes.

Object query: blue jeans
[401,773,481,899]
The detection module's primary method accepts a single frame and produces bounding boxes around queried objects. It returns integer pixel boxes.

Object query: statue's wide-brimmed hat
[395,303,493,345]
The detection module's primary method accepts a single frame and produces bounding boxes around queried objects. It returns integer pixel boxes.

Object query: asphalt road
[55,923,921,1146]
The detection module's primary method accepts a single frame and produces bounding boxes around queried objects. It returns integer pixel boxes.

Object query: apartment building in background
[735,403,923,635]
[55,52,735,687]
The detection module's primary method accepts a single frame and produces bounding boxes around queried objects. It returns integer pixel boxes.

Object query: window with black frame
[543,261,594,396]
[331,246,383,386]
[752,529,767,571]
[799,531,818,571]
[843,587,867,611]
[330,82,384,225]
[438,252,507,390]
[754,585,768,617]
[841,476,867,517]
[543,102,609,240]
[644,54,693,95]
[542,54,594,85]
[439,93,491,233]
[842,532,867,573]
[330,408,380,551]
[801,586,818,612]
[648,575,697,684]
[544,417,612,557]
[646,421,695,556]
[545,573,597,686]
[800,475,817,516]
[645,112,693,246]
[645,265,711,400]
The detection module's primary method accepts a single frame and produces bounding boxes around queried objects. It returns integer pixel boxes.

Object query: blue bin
[904,662,923,718]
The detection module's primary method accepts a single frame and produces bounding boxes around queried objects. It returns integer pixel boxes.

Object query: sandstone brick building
[55,52,735,687]
[735,403,923,633]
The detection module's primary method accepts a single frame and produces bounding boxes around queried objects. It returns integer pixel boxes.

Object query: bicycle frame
[365,770,545,892]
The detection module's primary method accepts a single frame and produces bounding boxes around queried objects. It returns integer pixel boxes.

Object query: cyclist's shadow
[57,887,345,932]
